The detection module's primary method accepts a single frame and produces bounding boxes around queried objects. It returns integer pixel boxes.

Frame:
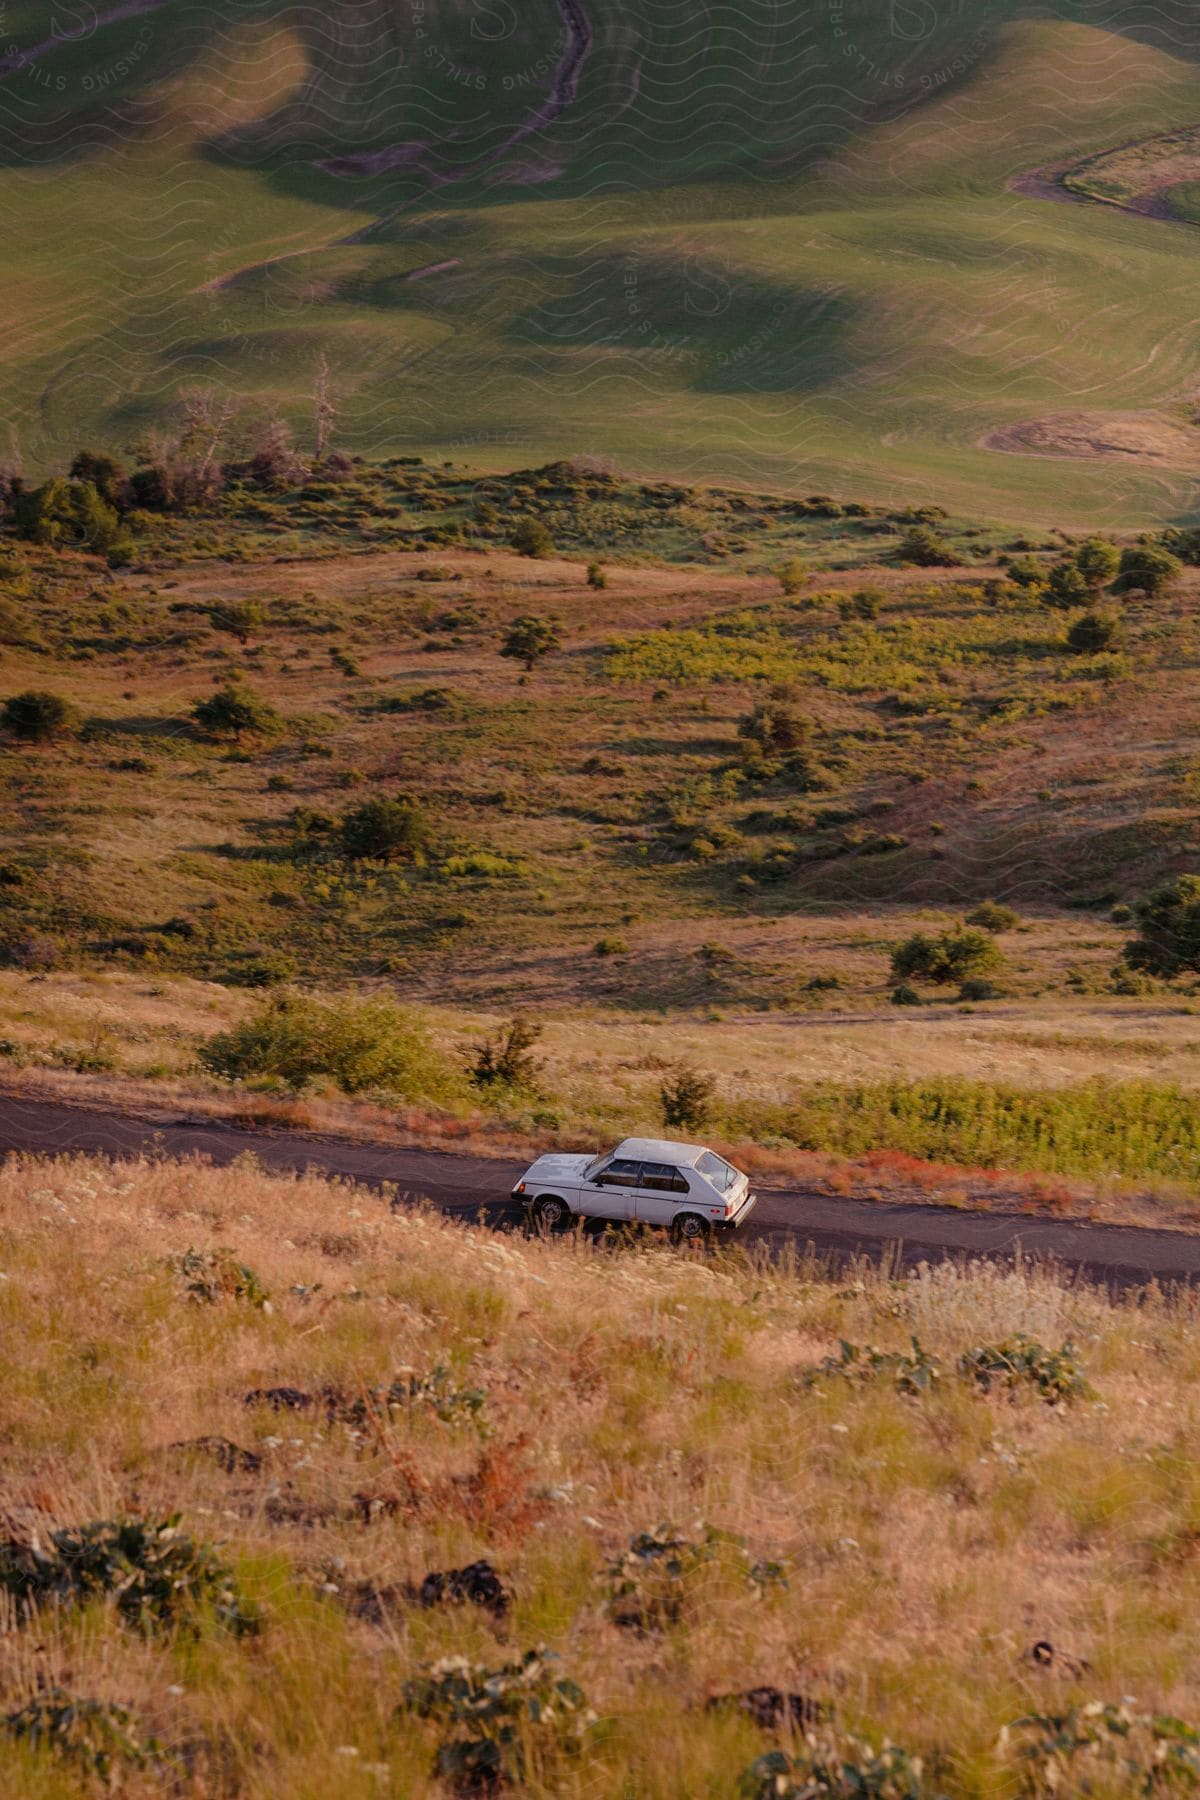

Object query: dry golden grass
[2,1152,1200,1793]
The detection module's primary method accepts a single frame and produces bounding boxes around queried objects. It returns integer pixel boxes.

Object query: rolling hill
[4,2,1200,520]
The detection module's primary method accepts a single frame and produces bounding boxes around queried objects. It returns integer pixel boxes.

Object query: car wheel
[532,1194,571,1234]
[670,1211,710,1246]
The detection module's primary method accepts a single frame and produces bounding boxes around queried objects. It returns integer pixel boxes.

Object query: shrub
[1043,560,1090,609]
[509,516,555,559]
[1,689,78,742]
[804,1337,940,1396]
[1065,609,1122,654]
[204,599,264,644]
[69,449,127,506]
[594,935,629,957]
[1006,556,1046,589]
[742,1737,933,1799]
[400,1647,594,1789]
[342,1366,488,1432]
[13,478,127,555]
[964,900,1019,931]
[1115,543,1182,597]
[890,928,1002,987]
[4,1688,165,1784]
[169,1247,270,1308]
[0,1516,259,1636]
[1125,874,1200,975]
[339,795,431,861]
[890,983,923,1007]
[897,525,957,567]
[1074,536,1120,591]
[999,1702,1200,1796]
[198,992,455,1099]
[586,560,607,589]
[838,587,882,621]
[601,1524,786,1631]
[739,687,810,757]
[957,977,1002,1001]
[661,1065,715,1132]
[470,1015,543,1094]
[775,557,805,596]
[500,614,562,671]
[958,1336,1093,1404]
[192,680,281,739]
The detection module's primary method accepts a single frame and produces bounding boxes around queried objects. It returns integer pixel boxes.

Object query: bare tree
[313,354,337,464]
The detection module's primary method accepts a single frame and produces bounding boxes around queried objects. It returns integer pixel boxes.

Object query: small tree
[192,681,281,740]
[1074,537,1119,591]
[1115,544,1182,597]
[470,1015,543,1093]
[660,1065,715,1133]
[338,796,431,861]
[1066,609,1122,654]
[1,689,78,742]
[501,615,562,673]
[207,600,264,645]
[1124,874,1200,976]
[891,927,1002,987]
[586,561,608,590]
[69,450,127,508]
[1044,560,1090,610]
[510,517,555,559]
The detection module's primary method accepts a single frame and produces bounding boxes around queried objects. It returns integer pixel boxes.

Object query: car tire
[532,1194,572,1234]
[670,1211,710,1246]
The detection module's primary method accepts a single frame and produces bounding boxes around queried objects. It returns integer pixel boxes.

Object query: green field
[5,4,1200,522]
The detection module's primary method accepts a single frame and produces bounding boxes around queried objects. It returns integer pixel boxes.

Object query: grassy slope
[2,1150,1200,1796]
[5,7,1200,519]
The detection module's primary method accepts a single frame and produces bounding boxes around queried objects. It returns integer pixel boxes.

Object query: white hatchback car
[513,1136,758,1244]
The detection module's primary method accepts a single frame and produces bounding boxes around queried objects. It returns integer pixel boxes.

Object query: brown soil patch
[983,409,1200,467]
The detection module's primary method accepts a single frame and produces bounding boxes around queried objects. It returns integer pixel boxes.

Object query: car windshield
[583,1150,610,1181]
[696,1150,739,1193]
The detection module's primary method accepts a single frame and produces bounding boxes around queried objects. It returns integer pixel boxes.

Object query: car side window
[596,1158,642,1187]
[641,1163,689,1193]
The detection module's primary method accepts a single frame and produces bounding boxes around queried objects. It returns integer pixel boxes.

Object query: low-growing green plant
[400,1647,594,1789]
[1,688,78,742]
[1066,609,1122,654]
[169,1246,270,1309]
[500,613,562,671]
[0,1516,259,1636]
[601,1524,786,1631]
[964,900,1020,931]
[198,992,457,1099]
[805,1337,940,1396]
[509,516,555,559]
[470,1015,543,1095]
[4,1687,166,1785]
[1115,544,1182,597]
[660,1064,716,1132]
[999,1701,1200,1796]
[338,795,431,862]
[891,928,1002,987]
[343,1365,488,1432]
[958,1335,1093,1404]
[192,680,281,740]
[743,1735,935,1800]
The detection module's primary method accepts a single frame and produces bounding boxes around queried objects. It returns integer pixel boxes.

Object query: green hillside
[5,2,1200,521]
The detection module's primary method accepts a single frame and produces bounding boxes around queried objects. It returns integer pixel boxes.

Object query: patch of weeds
[419,1560,512,1619]
[742,1735,937,1799]
[169,1247,270,1309]
[805,1337,940,1396]
[400,1647,595,1790]
[4,1687,167,1785]
[999,1701,1200,1795]
[601,1523,787,1632]
[0,1516,261,1636]
[341,1366,489,1432]
[958,1336,1094,1405]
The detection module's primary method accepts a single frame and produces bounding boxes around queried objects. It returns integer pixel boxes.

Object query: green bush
[964,900,1019,931]
[339,795,431,862]
[192,681,281,739]
[1044,560,1090,609]
[198,992,457,1099]
[890,928,1002,987]
[4,1689,165,1785]
[661,1065,715,1132]
[169,1247,270,1308]
[586,560,607,589]
[1115,543,1182,597]
[742,1737,933,1799]
[738,687,810,757]
[805,1337,940,1396]
[1074,536,1120,591]
[601,1524,786,1631]
[958,1336,1093,1404]
[897,525,957,568]
[1,689,78,742]
[342,1366,488,1432]
[509,517,555,559]
[0,1516,259,1636]
[1125,874,1200,975]
[1006,556,1046,590]
[470,1015,543,1094]
[1065,609,1122,654]
[1000,1702,1200,1795]
[401,1648,594,1789]
[500,614,562,671]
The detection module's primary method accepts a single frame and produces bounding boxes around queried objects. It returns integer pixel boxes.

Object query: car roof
[612,1136,709,1167]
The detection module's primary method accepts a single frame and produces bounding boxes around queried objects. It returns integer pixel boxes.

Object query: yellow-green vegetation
[2,1150,1200,1795]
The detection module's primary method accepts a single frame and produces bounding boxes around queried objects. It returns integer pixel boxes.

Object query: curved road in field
[3,1094,1199,1288]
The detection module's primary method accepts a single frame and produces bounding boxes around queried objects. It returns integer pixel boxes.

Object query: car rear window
[641,1163,689,1193]
[696,1150,738,1193]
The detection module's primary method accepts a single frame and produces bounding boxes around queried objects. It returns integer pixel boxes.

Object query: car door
[582,1156,642,1221]
[633,1162,690,1228]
